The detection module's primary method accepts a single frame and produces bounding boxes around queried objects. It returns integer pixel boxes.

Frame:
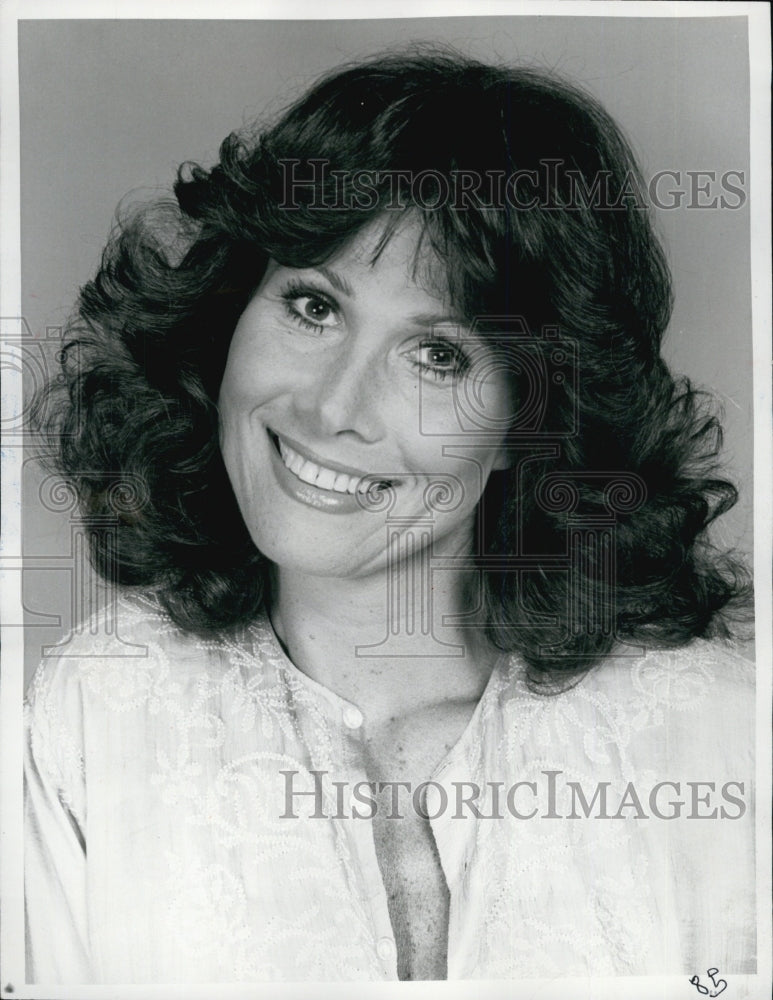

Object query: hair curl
[38,46,752,683]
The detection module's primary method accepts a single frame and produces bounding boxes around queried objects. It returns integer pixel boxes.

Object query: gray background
[19,16,754,686]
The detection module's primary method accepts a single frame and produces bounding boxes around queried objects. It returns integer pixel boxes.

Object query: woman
[25,49,754,983]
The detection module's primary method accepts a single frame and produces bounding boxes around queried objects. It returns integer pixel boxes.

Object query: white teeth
[315,468,338,491]
[298,460,318,485]
[275,436,383,495]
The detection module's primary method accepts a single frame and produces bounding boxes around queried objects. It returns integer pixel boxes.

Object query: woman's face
[218,215,514,579]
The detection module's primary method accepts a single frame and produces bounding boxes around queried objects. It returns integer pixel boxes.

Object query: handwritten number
[707,969,727,996]
[689,967,728,997]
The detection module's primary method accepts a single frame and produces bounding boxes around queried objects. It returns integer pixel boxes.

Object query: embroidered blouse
[24,592,756,983]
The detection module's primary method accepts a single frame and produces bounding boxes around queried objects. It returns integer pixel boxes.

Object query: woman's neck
[268,560,496,725]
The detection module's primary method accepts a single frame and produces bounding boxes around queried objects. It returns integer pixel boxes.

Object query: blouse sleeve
[24,659,92,983]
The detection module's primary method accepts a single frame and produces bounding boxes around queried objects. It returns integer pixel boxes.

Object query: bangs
[335,204,505,322]
[176,46,667,347]
[253,178,510,324]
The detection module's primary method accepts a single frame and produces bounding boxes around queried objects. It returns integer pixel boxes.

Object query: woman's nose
[300,343,385,442]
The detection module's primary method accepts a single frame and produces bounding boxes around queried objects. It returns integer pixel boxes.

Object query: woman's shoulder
[23,591,289,804]
[24,591,285,791]
[595,636,756,727]
[28,589,189,681]
[504,636,754,710]
[498,636,756,774]
[25,589,271,716]
[602,638,755,766]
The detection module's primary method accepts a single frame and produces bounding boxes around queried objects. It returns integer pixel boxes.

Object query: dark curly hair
[38,47,751,683]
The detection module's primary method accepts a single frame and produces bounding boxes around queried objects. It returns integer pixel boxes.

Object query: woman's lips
[269,430,395,495]
[266,429,396,513]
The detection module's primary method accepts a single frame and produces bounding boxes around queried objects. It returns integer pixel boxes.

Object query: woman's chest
[370,786,449,979]
[361,704,477,979]
[82,688,706,982]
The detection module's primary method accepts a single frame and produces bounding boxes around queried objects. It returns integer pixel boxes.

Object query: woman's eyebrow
[306,265,469,329]
[409,312,469,329]
[315,265,354,298]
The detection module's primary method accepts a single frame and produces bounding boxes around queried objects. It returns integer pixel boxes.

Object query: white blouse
[24,592,756,983]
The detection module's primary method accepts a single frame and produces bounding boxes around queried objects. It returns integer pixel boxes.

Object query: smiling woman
[219,217,514,577]
[25,48,755,984]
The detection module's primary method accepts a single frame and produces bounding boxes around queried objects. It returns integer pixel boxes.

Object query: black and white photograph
[1,2,770,997]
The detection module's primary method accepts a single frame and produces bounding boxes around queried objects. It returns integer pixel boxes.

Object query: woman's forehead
[322,212,453,305]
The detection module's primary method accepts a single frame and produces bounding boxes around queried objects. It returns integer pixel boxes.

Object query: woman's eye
[409,341,470,382]
[280,284,340,332]
[295,296,335,325]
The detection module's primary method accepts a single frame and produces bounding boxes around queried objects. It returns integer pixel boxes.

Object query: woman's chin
[250,530,386,581]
